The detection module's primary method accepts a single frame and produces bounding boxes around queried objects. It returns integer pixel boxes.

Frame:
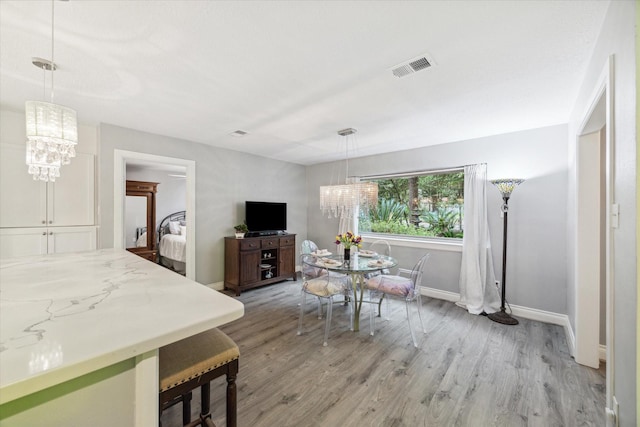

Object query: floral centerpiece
[335,231,362,261]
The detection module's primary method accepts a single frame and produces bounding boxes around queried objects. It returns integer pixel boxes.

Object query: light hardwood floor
[161,280,605,427]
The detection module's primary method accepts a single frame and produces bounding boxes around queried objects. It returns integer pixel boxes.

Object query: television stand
[224,234,296,295]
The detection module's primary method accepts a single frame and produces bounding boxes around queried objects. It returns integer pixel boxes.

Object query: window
[358,169,464,239]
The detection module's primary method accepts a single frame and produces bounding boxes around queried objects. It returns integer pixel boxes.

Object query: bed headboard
[157,211,186,242]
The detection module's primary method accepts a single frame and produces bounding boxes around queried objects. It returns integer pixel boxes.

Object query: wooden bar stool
[159,328,240,427]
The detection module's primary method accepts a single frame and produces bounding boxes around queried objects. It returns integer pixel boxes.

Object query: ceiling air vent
[391,53,434,78]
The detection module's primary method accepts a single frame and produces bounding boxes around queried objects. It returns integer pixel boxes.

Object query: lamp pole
[488,179,524,325]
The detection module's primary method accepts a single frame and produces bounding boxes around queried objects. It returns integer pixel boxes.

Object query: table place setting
[367,259,394,268]
[316,257,342,267]
[311,249,332,256]
[358,249,377,257]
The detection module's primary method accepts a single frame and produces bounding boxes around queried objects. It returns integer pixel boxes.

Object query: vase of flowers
[335,231,362,263]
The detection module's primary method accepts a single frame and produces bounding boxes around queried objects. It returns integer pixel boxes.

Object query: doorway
[574,57,614,419]
[113,150,196,280]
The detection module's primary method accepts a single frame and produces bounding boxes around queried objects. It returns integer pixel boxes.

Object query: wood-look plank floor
[161,280,605,427]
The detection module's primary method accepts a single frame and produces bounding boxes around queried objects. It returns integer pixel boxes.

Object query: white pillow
[169,221,181,235]
[180,225,187,236]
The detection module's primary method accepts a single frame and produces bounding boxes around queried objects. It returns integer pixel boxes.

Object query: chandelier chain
[50,0,55,103]
[319,128,378,219]
[345,135,349,183]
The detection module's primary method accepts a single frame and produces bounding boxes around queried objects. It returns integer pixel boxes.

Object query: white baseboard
[420,287,459,303]
[509,303,568,327]
[562,315,576,358]
[420,286,575,353]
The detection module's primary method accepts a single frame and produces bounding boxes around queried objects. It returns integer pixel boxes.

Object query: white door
[0,144,47,227]
[0,228,48,258]
[575,131,601,368]
[49,153,95,226]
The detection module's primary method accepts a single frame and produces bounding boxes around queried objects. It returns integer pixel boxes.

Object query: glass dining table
[306,252,397,332]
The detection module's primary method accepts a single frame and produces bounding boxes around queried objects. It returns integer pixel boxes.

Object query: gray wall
[307,124,568,314]
[98,124,307,286]
[567,0,637,423]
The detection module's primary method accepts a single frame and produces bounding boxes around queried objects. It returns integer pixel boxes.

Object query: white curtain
[457,164,500,314]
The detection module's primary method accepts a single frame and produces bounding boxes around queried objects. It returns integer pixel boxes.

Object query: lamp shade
[25,100,78,182]
[490,178,524,198]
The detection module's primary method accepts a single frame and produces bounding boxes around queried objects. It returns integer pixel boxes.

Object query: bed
[135,227,148,248]
[157,211,186,274]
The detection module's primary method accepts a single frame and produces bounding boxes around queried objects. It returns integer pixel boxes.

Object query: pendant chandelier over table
[319,128,378,219]
[25,0,78,183]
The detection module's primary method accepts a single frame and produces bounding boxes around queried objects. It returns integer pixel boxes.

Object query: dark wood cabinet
[224,234,296,295]
[279,242,295,278]
[239,250,261,284]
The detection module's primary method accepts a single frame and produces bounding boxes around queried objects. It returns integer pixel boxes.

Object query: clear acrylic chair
[301,239,319,255]
[365,239,392,316]
[301,237,350,298]
[299,240,327,316]
[364,253,430,347]
[300,239,325,279]
[368,239,391,263]
[297,254,352,346]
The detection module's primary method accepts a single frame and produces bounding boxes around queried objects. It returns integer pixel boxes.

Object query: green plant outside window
[359,170,464,239]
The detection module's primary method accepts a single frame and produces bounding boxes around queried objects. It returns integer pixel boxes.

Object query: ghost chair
[364,253,430,347]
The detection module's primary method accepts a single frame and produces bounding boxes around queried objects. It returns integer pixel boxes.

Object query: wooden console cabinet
[224,234,296,295]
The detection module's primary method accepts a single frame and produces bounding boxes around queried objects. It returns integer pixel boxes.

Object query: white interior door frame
[114,150,196,280]
[574,56,614,412]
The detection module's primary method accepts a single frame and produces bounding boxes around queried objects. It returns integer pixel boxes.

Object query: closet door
[0,227,96,259]
[0,228,48,258]
[49,152,95,226]
[48,227,97,254]
[0,144,47,227]
[0,145,95,228]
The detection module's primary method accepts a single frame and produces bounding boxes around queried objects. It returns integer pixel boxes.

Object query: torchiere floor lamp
[488,178,524,325]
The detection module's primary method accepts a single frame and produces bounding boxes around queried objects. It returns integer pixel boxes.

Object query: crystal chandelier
[25,0,78,182]
[319,128,378,219]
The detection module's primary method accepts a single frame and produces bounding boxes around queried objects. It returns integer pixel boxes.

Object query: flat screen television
[245,201,287,233]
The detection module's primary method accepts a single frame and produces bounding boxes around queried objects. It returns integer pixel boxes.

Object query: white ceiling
[0,1,609,165]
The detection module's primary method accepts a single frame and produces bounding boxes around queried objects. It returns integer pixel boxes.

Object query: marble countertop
[0,249,244,405]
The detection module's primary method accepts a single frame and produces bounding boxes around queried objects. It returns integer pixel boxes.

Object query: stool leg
[226,360,238,427]
[183,391,192,425]
[201,382,212,420]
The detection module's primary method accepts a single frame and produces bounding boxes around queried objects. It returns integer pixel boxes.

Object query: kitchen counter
[0,249,244,425]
